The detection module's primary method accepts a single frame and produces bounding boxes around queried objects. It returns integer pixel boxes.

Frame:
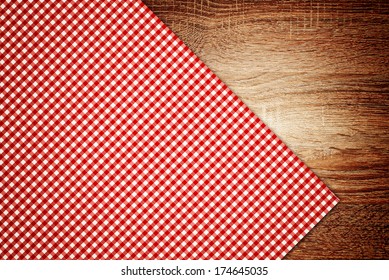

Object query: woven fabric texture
[0,0,339,259]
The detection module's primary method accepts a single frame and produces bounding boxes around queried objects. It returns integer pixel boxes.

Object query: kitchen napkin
[0,0,339,259]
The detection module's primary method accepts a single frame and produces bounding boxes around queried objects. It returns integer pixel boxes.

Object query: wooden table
[143,0,389,259]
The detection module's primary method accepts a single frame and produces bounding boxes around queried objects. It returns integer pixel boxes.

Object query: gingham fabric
[0,0,339,260]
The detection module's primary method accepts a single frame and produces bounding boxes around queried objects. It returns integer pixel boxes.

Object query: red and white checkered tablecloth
[0,0,339,259]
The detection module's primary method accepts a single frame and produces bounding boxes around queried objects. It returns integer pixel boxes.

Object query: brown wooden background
[143,0,389,259]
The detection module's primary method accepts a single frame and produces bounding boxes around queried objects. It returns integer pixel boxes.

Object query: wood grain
[143,0,389,259]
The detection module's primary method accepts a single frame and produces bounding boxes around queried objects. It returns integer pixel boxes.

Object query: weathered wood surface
[143,0,389,259]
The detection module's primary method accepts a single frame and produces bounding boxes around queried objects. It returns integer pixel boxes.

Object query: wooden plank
[286,204,389,259]
[143,0,389,259]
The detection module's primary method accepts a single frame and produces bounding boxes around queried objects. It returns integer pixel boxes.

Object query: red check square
[0,0,338,259]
